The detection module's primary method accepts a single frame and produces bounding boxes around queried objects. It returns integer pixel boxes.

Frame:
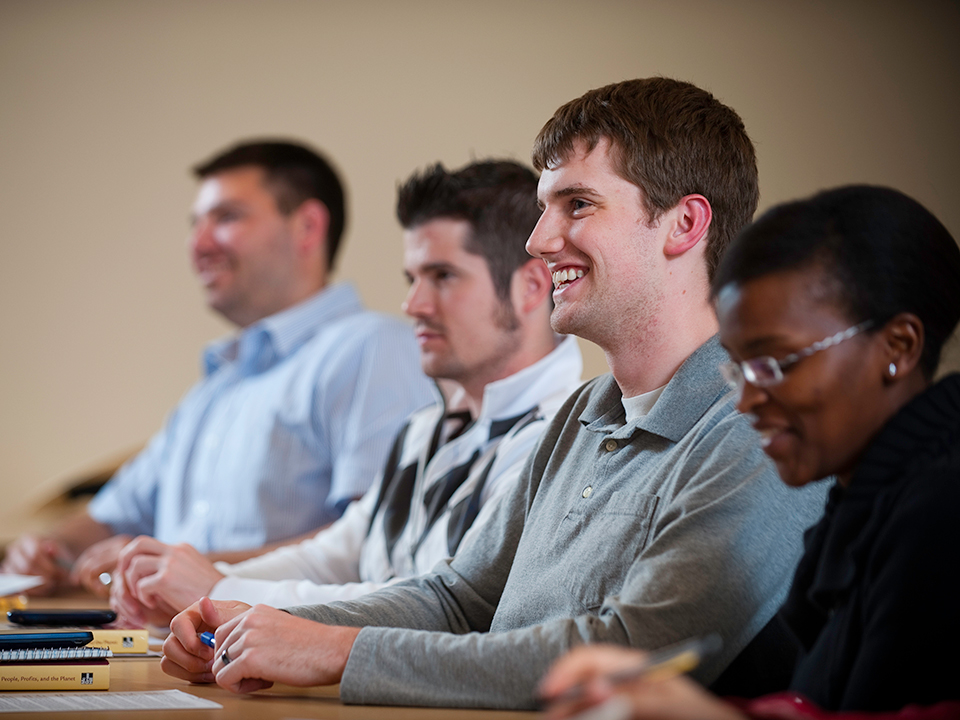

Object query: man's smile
[551,267,586,290]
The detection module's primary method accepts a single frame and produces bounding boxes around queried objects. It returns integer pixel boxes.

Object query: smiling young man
[161,80,827,708]
[107,160,581,625]
[1,140,433,596]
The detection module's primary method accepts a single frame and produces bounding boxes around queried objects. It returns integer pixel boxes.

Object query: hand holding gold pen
[539,634,723,720]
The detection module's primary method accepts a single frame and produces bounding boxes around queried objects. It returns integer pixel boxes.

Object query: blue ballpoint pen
[199,632,215,648]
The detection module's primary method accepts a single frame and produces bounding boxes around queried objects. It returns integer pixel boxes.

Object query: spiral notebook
[1,647,112,662]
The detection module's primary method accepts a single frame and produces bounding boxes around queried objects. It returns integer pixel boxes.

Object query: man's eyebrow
[190,199,245,225]
[421,261,458,274]
[406,261,458,276]
[538,184,602,207]
[213,199,247,212]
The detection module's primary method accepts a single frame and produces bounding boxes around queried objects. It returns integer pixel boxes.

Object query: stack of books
[0,631,111,691]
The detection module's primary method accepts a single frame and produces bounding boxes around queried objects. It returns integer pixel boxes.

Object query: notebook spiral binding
[1,647,113,662]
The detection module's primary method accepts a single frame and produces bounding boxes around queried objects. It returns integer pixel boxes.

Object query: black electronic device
[7,609,117,627]
[0,631,94,650]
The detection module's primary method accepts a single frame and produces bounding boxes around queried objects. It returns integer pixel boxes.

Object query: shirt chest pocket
[553,491,659,612]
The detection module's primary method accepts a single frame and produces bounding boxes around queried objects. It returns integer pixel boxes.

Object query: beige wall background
[1,0,958,511]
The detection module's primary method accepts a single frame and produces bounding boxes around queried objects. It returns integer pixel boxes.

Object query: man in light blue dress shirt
[2,140,432,596]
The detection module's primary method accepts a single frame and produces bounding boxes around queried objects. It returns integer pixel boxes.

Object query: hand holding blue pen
[199,631,233,666]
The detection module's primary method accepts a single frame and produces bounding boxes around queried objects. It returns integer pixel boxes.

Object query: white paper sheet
[0,575,43,597]
[0,689,222,712]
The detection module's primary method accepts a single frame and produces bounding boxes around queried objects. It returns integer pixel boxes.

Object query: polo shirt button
[582,486,593,498]
[604,439,618,452]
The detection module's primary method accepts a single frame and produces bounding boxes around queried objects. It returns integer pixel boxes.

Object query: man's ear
[292,199,330,258]
[513,257,553,315]
[663,194,712,257]
[879,312,925,383]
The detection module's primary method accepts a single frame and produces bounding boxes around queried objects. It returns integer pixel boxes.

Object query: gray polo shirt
[288,336,827,709]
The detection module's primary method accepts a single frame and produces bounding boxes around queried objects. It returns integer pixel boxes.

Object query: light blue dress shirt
[88,283,433,552]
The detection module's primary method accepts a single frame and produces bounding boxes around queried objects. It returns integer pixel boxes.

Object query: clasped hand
[111,536,224,627]
[161,597,360,694]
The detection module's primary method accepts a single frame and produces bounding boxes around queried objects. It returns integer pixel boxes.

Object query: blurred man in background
[2,140,432,595]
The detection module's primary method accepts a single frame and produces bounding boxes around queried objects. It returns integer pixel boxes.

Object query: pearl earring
[888,363,897,378]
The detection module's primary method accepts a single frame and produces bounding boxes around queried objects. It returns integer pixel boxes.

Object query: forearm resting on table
[51,512,116,558]
[205,523,336,564]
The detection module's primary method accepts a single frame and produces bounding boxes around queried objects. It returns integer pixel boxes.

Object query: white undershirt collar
[621,384,667,424]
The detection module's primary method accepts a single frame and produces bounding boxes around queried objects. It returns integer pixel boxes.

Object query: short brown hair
[532,78,758,279]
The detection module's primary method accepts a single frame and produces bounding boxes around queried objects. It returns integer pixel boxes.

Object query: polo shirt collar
[581,335,732,443]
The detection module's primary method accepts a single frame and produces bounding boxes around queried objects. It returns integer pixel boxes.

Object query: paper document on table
[0,575,43,597]
[0,689,222,712]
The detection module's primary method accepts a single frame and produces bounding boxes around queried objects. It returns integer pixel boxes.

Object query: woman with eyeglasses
[539,185,960,719]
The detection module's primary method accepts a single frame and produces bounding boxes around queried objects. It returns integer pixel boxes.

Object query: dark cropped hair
[396,160,541,302]
[193,140,347,270]
[532,77,758,281]
[712,185,960,379]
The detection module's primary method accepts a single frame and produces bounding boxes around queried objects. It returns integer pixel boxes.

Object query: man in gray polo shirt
[161,79,827,709]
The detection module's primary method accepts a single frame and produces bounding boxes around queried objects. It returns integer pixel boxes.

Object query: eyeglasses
[720,321,874,393]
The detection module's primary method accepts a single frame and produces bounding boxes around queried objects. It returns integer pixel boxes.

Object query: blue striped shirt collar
[203,283,363,375]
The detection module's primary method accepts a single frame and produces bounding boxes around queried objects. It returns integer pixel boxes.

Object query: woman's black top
[780,374,960,711]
